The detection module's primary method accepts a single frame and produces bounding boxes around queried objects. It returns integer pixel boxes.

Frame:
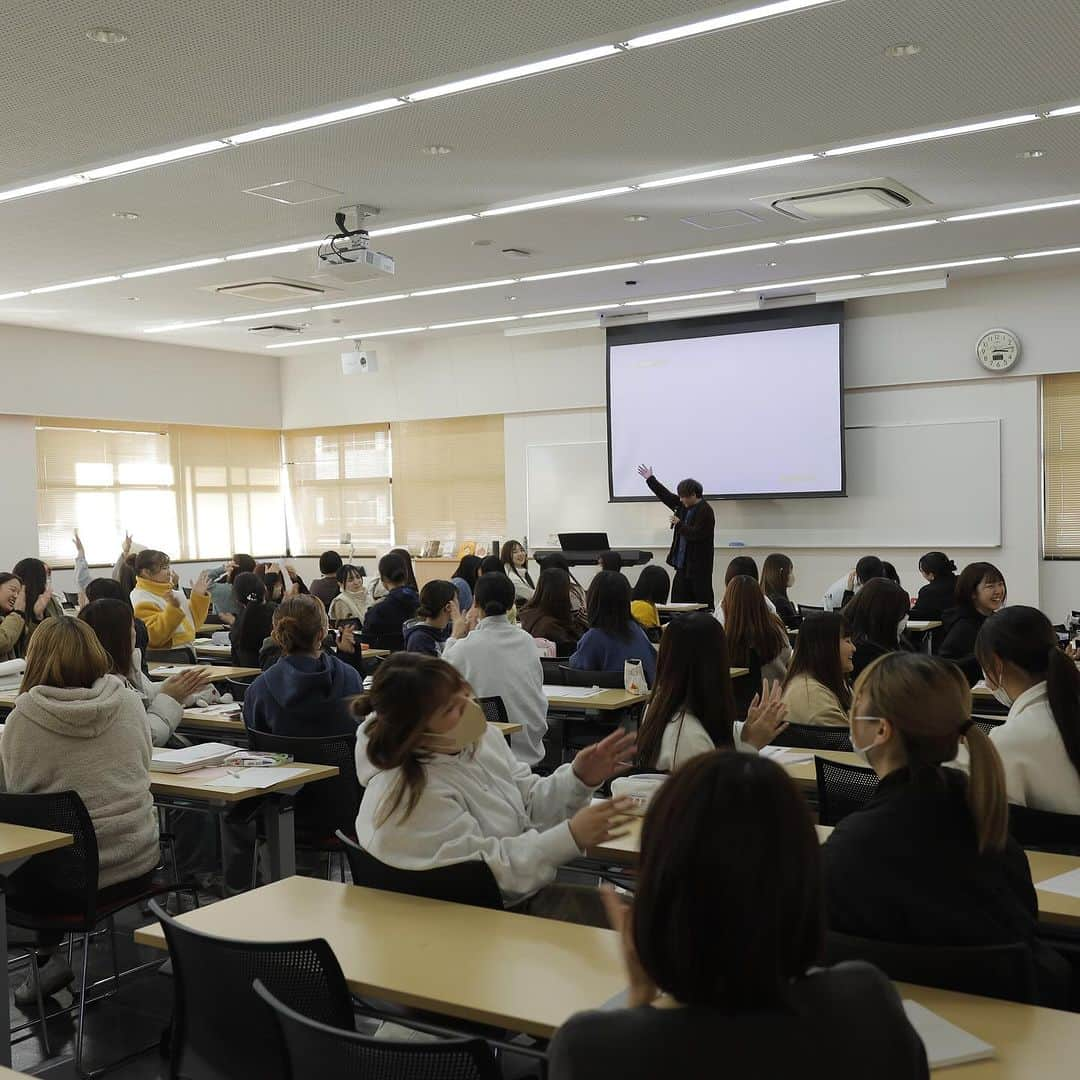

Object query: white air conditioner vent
[247,323,305,335]
[214,280,328,302]
[758,178,930,221]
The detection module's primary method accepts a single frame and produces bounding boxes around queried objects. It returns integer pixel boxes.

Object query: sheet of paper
[902,1000,995,1068]
[758,747,814,765]
[543,685,606,699]
[1034,866,1080,899]
[151,664,194,676]
[188,703,242,717]
[204,766,310,790]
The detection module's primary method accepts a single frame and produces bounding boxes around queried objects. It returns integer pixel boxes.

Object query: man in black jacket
[637,465,715,608]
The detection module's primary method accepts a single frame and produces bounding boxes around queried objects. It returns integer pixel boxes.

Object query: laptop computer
[558,532,611,551]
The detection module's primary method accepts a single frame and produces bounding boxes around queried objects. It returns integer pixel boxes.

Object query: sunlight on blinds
[1044,374,1080,557]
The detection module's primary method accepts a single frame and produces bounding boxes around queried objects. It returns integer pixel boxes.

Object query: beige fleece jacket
[0,675,160,888]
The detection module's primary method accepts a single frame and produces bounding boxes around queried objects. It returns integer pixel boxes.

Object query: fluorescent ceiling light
[521,261,639,282]
[624,0,842,48]
[122,257,225,279]
[368,214,476,237]
[479,187,632,217]
[312,293,408,311]
[868,257,1006,276]
[226,99,403,144]
[1048,104,1080,118]
[363,326,427,337]
[221,306,312,323]
[638,153,815,189]
[0,174,86,204]
[429,316,520,329]
[643,289,738,304]
[947,197,1080,222]
[269,336,343,349]
[642,242,779,266]
[522,304,622,318]
[408,45,619,102]
[82,141,228,180]
[30,275,120,294]
[824,114,1039,156]
[0,290,28,301]
[225,239,323,261]
[1013,245,1080,259]
[144,318,224,333]
[411,278,517,297]
[738,274,862,293]
[785,220,938,245]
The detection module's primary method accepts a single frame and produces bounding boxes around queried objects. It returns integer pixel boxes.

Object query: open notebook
[151,742,236,773]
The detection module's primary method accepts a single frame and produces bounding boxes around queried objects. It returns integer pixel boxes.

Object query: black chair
[732,653,763,720]
[540,658,566,685]
[826,931,1039,1004]
[971,717,1005,737]
[558,666,624,689]
[814,756,879,826]
[1008,804,1080,855]
[0,791,197,1074]
[476,696,508,726]
[221,676,255,701]
[254,979,500,1080]
[146,645,197,665]
[337,832,503,910]
[148,899,354,1080]
[773,723,853,751]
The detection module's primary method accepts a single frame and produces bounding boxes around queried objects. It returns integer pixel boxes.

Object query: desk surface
[177,709,521,740]
[0,822,73,864]
[544,688,650,711]
[907,620,943,632]
[656,603,709,613]
[150,762,338,802]
[148,663,261,683]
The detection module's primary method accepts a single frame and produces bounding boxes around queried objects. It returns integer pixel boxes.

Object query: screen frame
[605,301,846,502]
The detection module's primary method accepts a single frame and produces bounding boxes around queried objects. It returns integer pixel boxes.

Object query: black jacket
[938,608,986,686]
[849,637,894,681]
[646,476,715,578]
[403,619,446,657]
[767,592,799,629]
[361,586,420,651]
[908,576,957,622]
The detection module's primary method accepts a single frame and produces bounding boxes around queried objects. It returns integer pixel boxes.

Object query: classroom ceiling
[3,0,1080,356]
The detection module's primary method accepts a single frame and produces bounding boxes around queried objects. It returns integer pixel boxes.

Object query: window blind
[1044,374,1080,557]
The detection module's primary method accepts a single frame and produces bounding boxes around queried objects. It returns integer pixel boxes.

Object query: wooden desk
[0,825,73,1066]
[543,688,649,712]
[194,642,233,662]
[656,603,708,614]
[908,620,943,633]
[148,663,260,683]
[413,557,464,588]
[783,748,861,789]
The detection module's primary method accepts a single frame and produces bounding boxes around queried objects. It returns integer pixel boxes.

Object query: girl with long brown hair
[721,576,791,682]
[780,612,854,727]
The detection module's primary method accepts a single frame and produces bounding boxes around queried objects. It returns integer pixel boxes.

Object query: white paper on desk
[543,685,605,699]
[188,703,242,717]
[1034,866,1080,899]
[204,766,310,790]
[758,747,814,765]
[902,1000,994,1068]
[210,632,231,646]
[151,664,194,676]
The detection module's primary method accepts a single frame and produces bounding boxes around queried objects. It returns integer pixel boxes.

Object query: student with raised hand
[11,557,63,656]
[243,594,361,737]
[361,552,420,652]
[781,612,854,727]
[630,565,670,632]
[206,554,256,625]
[130,550,211,651]
[327,564,369,625]
[842,578,911,681]
[1,617,160,1005]
[548,752,928,1080]
[354,652,635,925]
[908,551,958,622]
[761,552,799,629]
[308,550,344,611]
[404,580,458,656]
[721,576,791,683]
[637,613,788,772]
[79,598,212,746]
[821,653,1061,998]
[501,539,535,602]
[823,554,883,612]
[520,568,584,650]
[568,571,657,686]
[975,606,1080,814]
[0,573,26,662]
[449,554,481,614]
[443,573,548,766]
[939,561,1007,686]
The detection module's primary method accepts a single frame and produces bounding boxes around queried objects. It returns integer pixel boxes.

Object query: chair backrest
[540,657,565,685]
[732,651,763,719]
[814,756,879,826]
[147,646,197,665]
[558,665,624,689]
[148,899,354,1080]
[337,833,503,910]
[971,718,1005,737]
[773,723,853,751]
[476,696,508,726]
[826,931,1039,1004]
[247,729,362,842]
[1008,803,1080,855]
[254,979,500,1080]
[222,677,255,702]
[0,790,100,928]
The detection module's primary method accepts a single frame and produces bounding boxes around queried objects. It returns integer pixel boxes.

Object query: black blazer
[938,609,986,686]
[908,576,957,622]
[646,476,715,577]
[361,586,420,651]
[849,637,894,681]
[767,592,799,629]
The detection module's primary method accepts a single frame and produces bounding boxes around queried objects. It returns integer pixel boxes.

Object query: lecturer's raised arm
[637,464,680,512]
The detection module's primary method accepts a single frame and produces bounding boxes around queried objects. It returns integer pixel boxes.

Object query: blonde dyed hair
[852,652,1008,854]
[20,616,110,693]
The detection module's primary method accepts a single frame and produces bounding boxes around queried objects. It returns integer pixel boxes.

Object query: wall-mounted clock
[977,328,1021,372]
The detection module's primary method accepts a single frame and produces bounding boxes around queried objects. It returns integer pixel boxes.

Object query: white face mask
[896,616,908,639]
[420,698,487,754]
[991,685,1013,708]
[849,715,883,765]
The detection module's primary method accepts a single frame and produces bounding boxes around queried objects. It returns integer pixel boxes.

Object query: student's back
[361,552,420,651]
[568,571,657,684]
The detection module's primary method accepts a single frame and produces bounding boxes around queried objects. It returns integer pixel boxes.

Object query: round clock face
[977,328,1020,372]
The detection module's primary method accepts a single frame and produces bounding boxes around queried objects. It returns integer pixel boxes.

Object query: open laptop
[558,532,611,551]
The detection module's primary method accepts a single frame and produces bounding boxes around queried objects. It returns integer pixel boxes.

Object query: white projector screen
[607,306,845,500]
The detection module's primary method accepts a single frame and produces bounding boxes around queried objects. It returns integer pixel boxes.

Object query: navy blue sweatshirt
[361,586,420,651]
[243,653,361,737]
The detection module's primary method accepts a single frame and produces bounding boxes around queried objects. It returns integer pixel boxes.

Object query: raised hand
[73,530,85,557]
[191,571,211,597]
[572,727,637,787]
[122,532,133,556]
[33,588,54,619]
[636,464,654,481]
[741,679,790,749]
[160,667,213,703]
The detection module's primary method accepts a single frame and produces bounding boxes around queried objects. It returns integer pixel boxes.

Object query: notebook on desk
[151,742,236,773]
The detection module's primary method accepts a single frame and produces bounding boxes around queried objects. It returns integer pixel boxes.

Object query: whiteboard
[525,420,1000,549]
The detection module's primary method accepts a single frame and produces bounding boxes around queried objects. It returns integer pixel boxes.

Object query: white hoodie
[354,720,594,905]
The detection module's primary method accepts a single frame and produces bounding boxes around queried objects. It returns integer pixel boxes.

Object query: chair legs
[74,932,91,1075]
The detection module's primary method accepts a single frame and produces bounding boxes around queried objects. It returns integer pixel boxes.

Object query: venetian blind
[1044,373,1080,556]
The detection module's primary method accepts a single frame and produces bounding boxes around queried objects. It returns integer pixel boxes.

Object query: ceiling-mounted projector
[316,204,395,281]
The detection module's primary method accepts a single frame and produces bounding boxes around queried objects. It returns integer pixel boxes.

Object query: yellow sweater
[131,577,210,649]
[631,600,659,629]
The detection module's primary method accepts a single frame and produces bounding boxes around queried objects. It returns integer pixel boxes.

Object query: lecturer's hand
[669,514,680,528]
[636,464,653,481]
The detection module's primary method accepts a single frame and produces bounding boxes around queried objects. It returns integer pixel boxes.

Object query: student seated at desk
[843,578,911,681]
[761,552,800,629]
[11,557,64,656]
[548,752,928,1080]
[715,558,779,625]
[0,572,26,662]
[80,598,212,746]
[637,614,788,771]
[598,550,623,573]
[824,554,883,612]
[975,606,1080,814]
[520,568,585,650]
[630,565,670,632]
[81,577,151,674]
[207,553,256,625]
[1,617,160,1005]
[308,549,344,611]
[538,553,588,617]
[362,552,420,652]
[130,550,211,651]
[821,653,1065,1002]
[228,572,278,668]
[449,554,481,615]
[244,595,361,737]
[370,547,418,602]
[404,580,457,657]
[354,652,635,925]
[722,576,791,684]
[938,561,1007,686]
[568,571,657,687]
[781,612,854,727]
[502,539,535,603]
[327,564,369,625]
[908,551,957,623]
[443,573,548,766]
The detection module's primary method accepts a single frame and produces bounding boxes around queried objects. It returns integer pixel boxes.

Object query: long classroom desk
[194,642,391,664]
[147,663,261,683]
[132,876,1080,1074]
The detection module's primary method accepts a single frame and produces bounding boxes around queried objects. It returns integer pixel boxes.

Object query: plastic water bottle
[624,658,646,694]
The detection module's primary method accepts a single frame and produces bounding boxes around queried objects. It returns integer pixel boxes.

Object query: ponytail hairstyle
[232,571,265,608]
[919,551,957,580]
[270,594,327,655]
[852,652,1008,853]
[417,579,457,619]
[976,606,1080,783]
[473,572,516,618]
[353,653,470,823]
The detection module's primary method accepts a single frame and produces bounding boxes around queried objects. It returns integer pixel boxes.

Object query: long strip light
[1013,245,1080,260]
[946,197,1080,222]
[368,214,476,237]
[784,220,937,245]
[411,278,516,297]
[311,293,408,310]
[642,242,780,266]
[0,174,86,205]
[522,304,622,318]
[428,316,520,329]
[0,290,28,301]
[30,275,120,294]
[224,240,324,262]
[226,99,404,144]
[81,141,229,180]
[623,0,840,48]
[221,306,312,323]
[121,257,225,279]
[738,273,862,293]
[867,257,1006,276]
[479,187,633,217]
[638,153,816,189]
[823,114,1040,157]
[521,261,639,282]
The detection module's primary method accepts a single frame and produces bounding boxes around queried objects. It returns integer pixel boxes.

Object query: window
[390,416,506,553]
[1044,374,1080,557]
[283,425,392,555]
